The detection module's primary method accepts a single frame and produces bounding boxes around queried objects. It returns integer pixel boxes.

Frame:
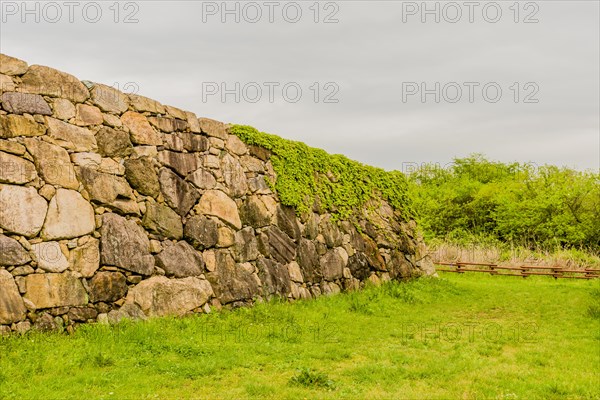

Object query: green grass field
[1,273,598,400]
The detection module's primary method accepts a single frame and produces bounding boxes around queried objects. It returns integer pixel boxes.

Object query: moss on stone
[230,124,414,220]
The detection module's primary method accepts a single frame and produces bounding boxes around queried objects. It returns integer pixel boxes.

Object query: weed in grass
[587,304,600,320]
[289,368,336,390]
[587,287,600,319]
[92,352,115,368]
[547,382,569,396]
[386,284,422,304]
[348,295,374,315]
[382,279,431,304]
[532,357,547,367]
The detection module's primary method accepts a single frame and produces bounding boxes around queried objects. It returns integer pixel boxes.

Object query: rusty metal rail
[436,261,600,279]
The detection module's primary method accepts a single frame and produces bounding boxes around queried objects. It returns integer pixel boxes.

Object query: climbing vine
[230,124,415,220]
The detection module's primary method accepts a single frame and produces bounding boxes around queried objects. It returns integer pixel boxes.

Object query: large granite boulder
[0,151,37,184]
[23,272,88,309]
[46,117,97,152]
[121,111,162,145]
[206,250,260,304]
[184,215,218,250]
[155,241,205,278]
[128,94,165,114]
[90,84,129,114]
[24,138,79,189]
[297,239,321,282]
[0,269,26,324]
[0,234,30,266]
[303,213,319,240]
[0,184,48,237]
[68,238,100,278]
[1,92,51,115]
[225,135,247,156]
[88,271,128,303]
[142,203,183,240]
[221,153,248,198]
[239,195,273,228]
[148,116,188,133]
[0,54,28,75]
[267,226,296,264]
[96,126,133,157]
[256,257,291,297]
[0,115,46,138]
[276,205,301,241]
[347,253,371,281]
[319,216,343,248]
[187,167,216,190]
[198,118,228,139]
[364,236,386,271]
[195,190,241,229]
[100,213,155,276]
[78,166,136,209]
[124,157,159,197]
[387,250,414,279]
[52,98,75,120]
[41,189,95,240]
[126,276,213,317]
[31,241,69,273]
[20,65,89,103]
[159,168,200,216]
[233,227,259,262]
[157,151,200,177]
[73,104,103,126]
[320,247,348,281]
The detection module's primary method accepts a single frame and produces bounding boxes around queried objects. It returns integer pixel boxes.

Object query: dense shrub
[409,154,600,250]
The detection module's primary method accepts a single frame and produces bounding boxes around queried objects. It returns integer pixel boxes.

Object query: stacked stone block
[0,54,434,335]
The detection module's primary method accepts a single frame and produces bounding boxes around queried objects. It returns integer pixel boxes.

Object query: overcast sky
[1,1,598,171]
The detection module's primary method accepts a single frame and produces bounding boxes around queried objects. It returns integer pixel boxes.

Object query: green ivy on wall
[230,124,415,220]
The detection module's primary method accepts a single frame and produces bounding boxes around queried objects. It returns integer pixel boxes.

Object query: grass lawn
[1,273,598,399]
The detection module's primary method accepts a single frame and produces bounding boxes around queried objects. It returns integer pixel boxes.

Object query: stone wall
[0,54,434,335]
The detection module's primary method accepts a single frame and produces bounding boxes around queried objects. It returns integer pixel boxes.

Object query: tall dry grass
[429,242,600,269]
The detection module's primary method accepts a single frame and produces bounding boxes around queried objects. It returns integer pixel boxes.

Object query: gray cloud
[1,0,598,170]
